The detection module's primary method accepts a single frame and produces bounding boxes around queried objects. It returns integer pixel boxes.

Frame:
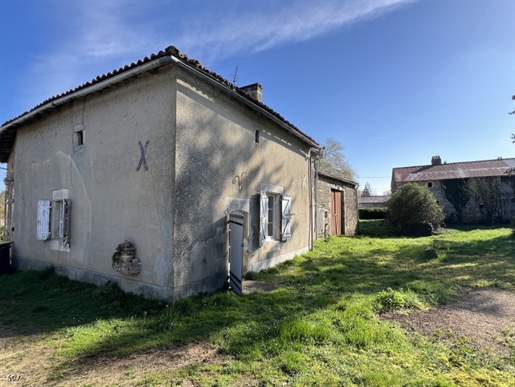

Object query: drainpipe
[355,182,360,234]
[308,147,321,249]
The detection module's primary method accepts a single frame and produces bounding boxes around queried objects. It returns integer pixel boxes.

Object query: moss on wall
[442,179,469,222]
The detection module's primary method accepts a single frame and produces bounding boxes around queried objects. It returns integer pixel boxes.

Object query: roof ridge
[393,156,515,170]
[1,45,318,161]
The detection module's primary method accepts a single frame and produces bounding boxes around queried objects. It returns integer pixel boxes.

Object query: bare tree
[319,137,355,181]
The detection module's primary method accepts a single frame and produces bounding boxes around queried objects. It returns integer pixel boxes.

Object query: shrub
[387,183,444,235]
[359,207,387,219]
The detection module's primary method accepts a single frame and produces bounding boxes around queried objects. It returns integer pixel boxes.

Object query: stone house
[0,46,322,300]
[317,171,358,238]
[391,156,515,223]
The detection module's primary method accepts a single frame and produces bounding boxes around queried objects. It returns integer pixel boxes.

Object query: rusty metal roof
[0,46,318,163]
[318,171,358,188]
[392,158,515,183]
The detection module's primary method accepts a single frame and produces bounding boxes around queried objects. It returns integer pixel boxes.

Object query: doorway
[228,211,244,294]
[330,190,342,236]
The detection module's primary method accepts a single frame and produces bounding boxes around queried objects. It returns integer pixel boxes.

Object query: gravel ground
[381,287,515,356]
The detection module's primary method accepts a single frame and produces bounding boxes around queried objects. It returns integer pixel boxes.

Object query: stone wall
[317,175,358,237]
[395,178,515,224]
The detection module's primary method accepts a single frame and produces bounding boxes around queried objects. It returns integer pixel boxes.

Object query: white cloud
[174,0,416,62]
[22,0,415,106]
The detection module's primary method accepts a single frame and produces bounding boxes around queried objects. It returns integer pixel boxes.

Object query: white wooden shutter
[37,200,51,240]
[281,194,292,241]
[62,199,71,246]
[260,191,267,246]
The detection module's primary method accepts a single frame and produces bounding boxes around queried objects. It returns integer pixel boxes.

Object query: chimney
[240,83,262,103]
[431,155,442,166]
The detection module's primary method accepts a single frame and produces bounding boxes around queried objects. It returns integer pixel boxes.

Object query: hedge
[359,207,387,219]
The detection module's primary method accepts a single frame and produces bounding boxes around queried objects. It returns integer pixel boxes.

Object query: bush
[387,183,444,236]
[359,207,387,219]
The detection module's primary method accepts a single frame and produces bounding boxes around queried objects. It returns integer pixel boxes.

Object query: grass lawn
[0,221,514,386]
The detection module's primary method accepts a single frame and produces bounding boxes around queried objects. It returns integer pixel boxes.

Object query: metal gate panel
[229,213,244,295]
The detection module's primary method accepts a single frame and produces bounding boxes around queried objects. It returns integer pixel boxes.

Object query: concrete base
[13,256,175,301]
[247,247,308,273]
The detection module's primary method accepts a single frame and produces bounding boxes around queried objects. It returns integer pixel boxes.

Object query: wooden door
[330,190,342,235]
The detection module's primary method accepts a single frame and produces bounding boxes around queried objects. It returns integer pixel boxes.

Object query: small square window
[427,182,433,188]
[73,130,84,146]
[76,130,84,145]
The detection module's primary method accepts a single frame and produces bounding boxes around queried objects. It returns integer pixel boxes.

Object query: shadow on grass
[0,226,514,375]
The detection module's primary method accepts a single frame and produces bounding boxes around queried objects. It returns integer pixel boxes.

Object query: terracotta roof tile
[0,46,318,162]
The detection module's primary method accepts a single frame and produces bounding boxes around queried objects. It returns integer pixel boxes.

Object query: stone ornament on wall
[112,240,142,275]
[232,172,247,191]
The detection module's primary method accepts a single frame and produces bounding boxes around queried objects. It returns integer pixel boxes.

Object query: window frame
[36,189,71,251]
[259,185,291,246]
[265,194,278,240]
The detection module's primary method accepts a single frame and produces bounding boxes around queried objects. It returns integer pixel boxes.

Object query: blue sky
[1,0,514,194]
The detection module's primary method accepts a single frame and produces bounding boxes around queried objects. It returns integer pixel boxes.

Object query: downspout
[309,147,321,249]
[355,182,360,234]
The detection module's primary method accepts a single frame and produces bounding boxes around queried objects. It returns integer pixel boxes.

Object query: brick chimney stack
[240,83,262,103]
[431,155,442,166]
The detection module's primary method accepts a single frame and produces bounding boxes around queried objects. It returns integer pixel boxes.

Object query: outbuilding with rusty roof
[391,156,515,223]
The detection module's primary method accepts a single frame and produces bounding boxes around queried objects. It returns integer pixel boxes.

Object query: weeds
[0,222,514,385]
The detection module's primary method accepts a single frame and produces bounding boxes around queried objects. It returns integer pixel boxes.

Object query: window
[427,182,433,188]
[255,130,260,143]
[260,189,291,245]
[75,130,84,146]
[73,124,85,152]
[267,195,276,238]
[37,189,71,250]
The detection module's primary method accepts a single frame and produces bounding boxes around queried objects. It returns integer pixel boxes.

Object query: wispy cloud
[22,0,415,107]
[25,1,161,105]
[175,0,416,62]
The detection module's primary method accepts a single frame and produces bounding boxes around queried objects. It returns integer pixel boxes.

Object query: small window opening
[427,182,433,188]
[255,130,260,143]
[76,130,84,145]
[73,130,84,147]
[479,204,484,210]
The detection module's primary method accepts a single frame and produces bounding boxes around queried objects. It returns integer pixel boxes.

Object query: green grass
[1,221,514,386]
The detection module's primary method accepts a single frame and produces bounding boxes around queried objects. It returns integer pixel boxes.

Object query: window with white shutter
[259,190,291,245]
[37,200,51,240]
[37,189,71,250]
[281,194,291,241]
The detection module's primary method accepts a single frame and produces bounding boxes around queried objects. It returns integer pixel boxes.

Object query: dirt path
[2,287,514,385]
[381,287,515,356]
